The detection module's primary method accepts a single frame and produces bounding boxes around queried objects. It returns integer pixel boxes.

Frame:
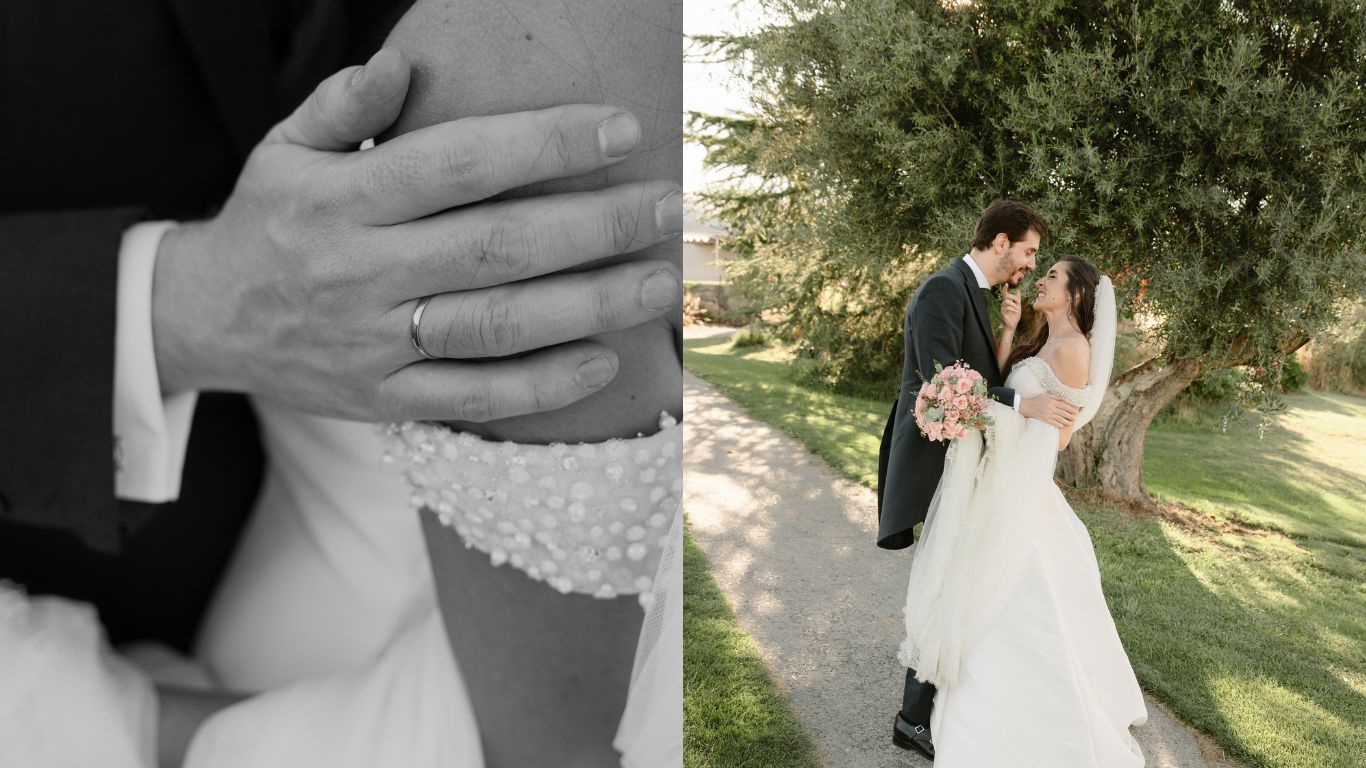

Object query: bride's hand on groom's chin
[149,47,682,426]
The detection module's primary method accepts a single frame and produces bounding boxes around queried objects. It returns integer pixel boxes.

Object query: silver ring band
[410,295,439,360]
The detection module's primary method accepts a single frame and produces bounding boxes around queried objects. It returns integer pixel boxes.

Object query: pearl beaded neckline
[382,414,681,603]
[1017,356,1090,407]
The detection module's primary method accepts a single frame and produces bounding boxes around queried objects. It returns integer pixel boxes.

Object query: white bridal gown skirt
[929,484,1147,767]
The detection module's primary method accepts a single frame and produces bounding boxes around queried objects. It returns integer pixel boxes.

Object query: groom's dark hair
[971,199,1047,250]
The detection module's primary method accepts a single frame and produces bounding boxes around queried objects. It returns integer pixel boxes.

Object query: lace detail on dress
[1018,357,1090,407]
[382,414,682,604]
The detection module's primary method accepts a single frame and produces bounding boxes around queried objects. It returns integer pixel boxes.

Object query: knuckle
[591,280,623,330]
[530,377,562,414]
[466,294,519,357]
[442,135,496,194]
[293,176,349,223]
[451,383,496,423]
[307,84,336,133]
[479,214,535,281]
[602,197,642,254]
[541,119,577,173]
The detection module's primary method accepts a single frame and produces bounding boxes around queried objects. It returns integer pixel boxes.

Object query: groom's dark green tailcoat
[876,258,1016,550]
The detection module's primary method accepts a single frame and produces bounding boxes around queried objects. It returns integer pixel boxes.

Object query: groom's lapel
[952,259,1001,376]
[163,0,275,159]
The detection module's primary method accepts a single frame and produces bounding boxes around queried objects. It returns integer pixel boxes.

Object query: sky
[683,0,766,193]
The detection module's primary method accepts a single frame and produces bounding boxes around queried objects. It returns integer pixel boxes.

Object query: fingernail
[655,190,683,236]
[575,356,615,390]
[350,64,367,87]
[641,269,680,311]
[598,112,640,157]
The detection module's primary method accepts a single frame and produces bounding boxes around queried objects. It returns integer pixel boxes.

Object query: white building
[682,201,733,283]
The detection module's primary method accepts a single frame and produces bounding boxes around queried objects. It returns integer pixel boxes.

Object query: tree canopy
[694,0,1366,397]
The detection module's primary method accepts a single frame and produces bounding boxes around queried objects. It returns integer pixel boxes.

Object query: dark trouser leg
[900,668,936,726]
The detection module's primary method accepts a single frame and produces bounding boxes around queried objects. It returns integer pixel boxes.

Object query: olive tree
[693,0,1366,500]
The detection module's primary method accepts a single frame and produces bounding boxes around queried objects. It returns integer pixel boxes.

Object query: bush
[684,281,762,327]
[731,325,770,349]
[1299,303,1366,395]
[1278,356,1307,393]
[683,291,711,325]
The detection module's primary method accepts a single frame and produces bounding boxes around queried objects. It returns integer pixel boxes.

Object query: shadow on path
[684,368,1241,768]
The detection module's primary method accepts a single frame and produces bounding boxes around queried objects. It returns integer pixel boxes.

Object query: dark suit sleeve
[988,385,1016,406]
[0,208,146,552]
[908,274,968,384]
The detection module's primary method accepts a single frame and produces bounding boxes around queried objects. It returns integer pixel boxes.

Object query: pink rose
[953,395,969,410]
[926,423,944,441]
[955,377,972,394]
[967,369,982,382]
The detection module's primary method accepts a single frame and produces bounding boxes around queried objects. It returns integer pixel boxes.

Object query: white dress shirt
[113,222,197,501]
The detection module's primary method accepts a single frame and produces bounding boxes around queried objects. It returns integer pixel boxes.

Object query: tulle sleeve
[0,584,156,768]
[613,510,683,768]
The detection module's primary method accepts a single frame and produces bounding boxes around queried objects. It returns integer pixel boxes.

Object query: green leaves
[695,0,1366,393]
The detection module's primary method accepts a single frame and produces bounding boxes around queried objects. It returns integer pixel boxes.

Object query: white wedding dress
[899,277,1146,767]
[0,398,681,768]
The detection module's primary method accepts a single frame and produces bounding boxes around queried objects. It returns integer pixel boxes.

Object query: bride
[0,1,681,767]
[899,256,1148,766]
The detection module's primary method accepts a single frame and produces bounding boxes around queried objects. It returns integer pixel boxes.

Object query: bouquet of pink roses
[914,362,993,442]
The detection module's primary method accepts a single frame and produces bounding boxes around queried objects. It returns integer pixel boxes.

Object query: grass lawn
[684,334,1366,768]
[683,520,824,768]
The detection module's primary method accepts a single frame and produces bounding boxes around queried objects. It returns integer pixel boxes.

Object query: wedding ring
[410,295,439,360]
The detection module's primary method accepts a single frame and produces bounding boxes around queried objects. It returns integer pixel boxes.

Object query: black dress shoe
[892,712,935,760]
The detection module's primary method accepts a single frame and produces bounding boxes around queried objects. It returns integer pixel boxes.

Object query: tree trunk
[1056,356,1203,501]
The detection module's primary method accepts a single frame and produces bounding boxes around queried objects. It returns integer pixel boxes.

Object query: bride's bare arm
[382,1,681,765]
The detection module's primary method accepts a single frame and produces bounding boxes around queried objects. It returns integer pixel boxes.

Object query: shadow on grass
[1083,501,1365,768]
[684,336,735,352]
[1147,420,1366,557]
[1276,389,1357,417]
[684,521,824,768]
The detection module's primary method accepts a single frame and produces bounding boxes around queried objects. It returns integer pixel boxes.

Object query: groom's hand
[151,48,682,423]
[1019,395,1079,430]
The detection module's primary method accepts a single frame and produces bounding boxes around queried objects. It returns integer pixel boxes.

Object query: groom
[877,199,1079,760]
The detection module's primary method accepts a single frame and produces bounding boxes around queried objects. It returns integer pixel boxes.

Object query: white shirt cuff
[114,221,198,503]
[1013,393,1020,411]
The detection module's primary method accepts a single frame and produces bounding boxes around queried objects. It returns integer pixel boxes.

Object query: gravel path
[683,326,1243,767]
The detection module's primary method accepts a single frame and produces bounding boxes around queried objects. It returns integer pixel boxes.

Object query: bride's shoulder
[1044,336,1090,388]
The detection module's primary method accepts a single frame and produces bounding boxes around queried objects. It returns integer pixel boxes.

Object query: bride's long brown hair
[1004,256,1101,373]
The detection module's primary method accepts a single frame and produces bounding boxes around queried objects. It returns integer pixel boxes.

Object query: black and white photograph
[0,1,683,766]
